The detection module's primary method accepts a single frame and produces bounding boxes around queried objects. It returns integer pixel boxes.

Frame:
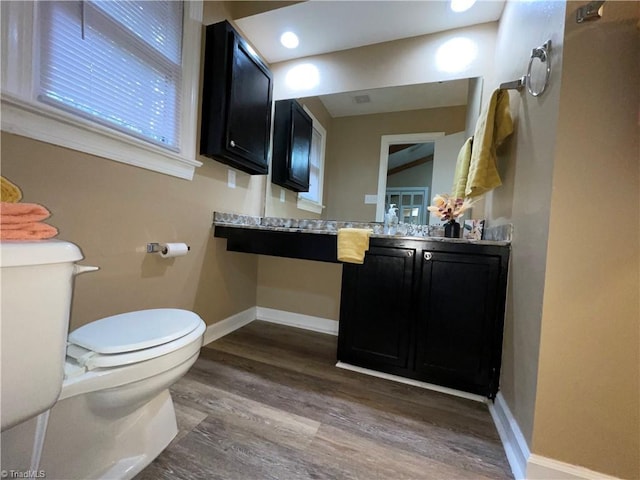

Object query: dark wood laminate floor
[136,321,512,480]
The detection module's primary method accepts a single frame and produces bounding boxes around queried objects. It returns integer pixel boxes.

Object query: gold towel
[451,136,473,198]
[1,176,22,203]
[465,89,514,198]
[337,228,372,264]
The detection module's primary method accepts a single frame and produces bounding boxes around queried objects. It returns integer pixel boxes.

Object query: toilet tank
[0,240,85,431]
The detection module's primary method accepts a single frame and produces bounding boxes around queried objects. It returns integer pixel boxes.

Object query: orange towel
[0,222,58,240]
[0,202,51,224]
[0,202,58,240]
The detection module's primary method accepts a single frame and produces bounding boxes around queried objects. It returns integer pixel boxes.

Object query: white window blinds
[38,1,184,150]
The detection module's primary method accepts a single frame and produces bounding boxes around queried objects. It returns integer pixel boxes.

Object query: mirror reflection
[386,142,435,225]
[266,78,482,223]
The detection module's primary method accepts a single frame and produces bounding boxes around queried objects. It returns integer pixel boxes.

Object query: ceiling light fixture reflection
[280,31,299,49]
[285,63,320,91]
[450,0,476,12]
[245,43,258,58]
[435,37,478,73]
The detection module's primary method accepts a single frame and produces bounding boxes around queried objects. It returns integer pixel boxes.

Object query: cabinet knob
[407,251,413,257]
[230,140,236,147]
[424,252,432,261]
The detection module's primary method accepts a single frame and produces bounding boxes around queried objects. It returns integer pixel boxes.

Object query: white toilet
[0,240,206,480]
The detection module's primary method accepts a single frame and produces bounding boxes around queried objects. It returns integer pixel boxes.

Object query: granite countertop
[213,212,512,246]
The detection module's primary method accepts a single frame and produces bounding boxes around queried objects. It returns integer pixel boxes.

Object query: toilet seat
[66,309,205,371]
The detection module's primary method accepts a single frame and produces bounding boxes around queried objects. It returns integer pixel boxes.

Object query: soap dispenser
[385,204,398,235]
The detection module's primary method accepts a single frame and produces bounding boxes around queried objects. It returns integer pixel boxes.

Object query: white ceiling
[388,142,436,172]
[235,1,505,64]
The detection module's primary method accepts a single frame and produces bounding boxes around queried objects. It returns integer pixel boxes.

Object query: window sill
[1,95,202,180]
[297,196,324,214]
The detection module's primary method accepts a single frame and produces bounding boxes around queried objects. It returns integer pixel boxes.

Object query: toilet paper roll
[160,243,190,258]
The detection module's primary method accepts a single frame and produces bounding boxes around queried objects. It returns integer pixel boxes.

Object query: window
[1,1,202,179]
[297,106,326,214]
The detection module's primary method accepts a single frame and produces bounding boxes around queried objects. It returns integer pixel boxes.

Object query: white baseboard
[202,307,256,346]
[527,455,621,480]
[336,361,486,403]
[488,392,530,479]
[255,306,339,336]
[488,393,621,480]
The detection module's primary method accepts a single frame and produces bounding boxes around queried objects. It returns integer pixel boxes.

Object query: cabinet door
[338,245,416,374]
[288,103,312,188]
[226,37,272,171]
[200,21,272,175]
[272,100,312,192]
[415,251,501,395]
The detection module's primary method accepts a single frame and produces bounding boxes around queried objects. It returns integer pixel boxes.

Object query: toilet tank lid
[68,308,204,354]
[0,240,83,267]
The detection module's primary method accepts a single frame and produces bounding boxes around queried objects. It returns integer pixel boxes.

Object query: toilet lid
[68,309,203,354]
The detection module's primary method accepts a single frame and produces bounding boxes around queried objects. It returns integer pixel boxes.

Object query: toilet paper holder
[146,243,191,254]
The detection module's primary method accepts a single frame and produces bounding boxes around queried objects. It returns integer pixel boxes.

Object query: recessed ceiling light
[280,31,299,49]
[450,0,476,12]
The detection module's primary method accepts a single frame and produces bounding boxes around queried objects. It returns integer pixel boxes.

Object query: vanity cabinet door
[338,245,417,374]
[272,99,312,192]
[200,21,273,175]
[414,250,502,397]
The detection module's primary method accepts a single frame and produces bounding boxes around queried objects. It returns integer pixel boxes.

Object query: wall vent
[353,94,371,104]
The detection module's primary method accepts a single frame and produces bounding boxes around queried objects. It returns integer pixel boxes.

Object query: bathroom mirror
[266,77,483,223]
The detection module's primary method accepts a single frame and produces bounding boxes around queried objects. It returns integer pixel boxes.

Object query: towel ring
[526,41,551,97]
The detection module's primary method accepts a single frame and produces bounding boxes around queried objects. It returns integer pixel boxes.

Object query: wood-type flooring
[136,320,512,480]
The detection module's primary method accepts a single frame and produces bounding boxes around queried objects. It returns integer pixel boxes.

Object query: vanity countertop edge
[213,212,511,263]
[212,212,511,245]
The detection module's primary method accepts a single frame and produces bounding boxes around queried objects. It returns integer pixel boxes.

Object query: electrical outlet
[228,169,236,188]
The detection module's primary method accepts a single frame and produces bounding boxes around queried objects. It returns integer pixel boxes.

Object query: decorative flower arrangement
[427,194,474,223]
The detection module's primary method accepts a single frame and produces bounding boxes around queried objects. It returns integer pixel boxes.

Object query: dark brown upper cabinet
[271,99,312,192]
[200,21,273,175]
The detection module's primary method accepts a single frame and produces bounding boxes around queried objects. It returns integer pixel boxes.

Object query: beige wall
[484,0,567,446]
[323,106,466,221]
[1,132,261,331]
[487,1,639,477]
[257,257,343,320]
[1,2,264,331]
[531,2,640,477]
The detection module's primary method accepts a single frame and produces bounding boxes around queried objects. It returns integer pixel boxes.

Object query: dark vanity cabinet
[271,99,312,192]
[338,244,417,371]
[200,21,273,175]
[338,238,509,398]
